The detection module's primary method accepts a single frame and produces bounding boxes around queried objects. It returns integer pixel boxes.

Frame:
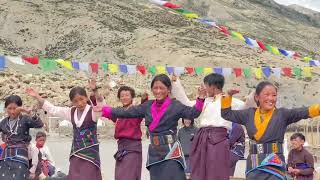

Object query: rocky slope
[0,0,319,112]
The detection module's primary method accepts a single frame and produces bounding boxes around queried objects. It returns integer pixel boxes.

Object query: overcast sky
[274,0,320,12]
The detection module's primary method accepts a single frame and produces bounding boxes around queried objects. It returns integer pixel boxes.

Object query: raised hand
[171,73,178,82]
[198,84,207,99]
[93,105,103,112]
[88,78,97,91]
[227,88,240,96]
[26,88,40,98]
[15,106,32,115]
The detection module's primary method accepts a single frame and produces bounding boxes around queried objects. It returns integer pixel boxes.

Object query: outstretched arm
[285,104,320,125]
[221,96,251,125]
[26,88,72,121]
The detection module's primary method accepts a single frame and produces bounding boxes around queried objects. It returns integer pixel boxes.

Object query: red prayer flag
[257,41,267,51]
[185,67,194,74]
[293,52,301,59]
[23,56,39,64]
[137,65,146,75]
[282,67,292,77]
[233,68,242,77]
[163,2,181,9]
[90,63,99,74]
[219,26,230,36]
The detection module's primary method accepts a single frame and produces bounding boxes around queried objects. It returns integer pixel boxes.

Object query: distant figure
[178,119,198,180]
[287,133,314,180]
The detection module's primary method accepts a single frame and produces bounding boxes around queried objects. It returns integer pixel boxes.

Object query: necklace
[7,117,20,135]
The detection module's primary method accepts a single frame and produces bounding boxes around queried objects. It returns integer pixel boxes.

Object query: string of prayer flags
[148,66,156,75]
[137,65,146,75]
[173,67,185,76]
[56,59,73,70]
[156,66,166,74]
[119,64,128,73]
[243,68,251,78]
[272,68,281,78]
[282,67,292,77]
[40,58,57,72]
[185,67,194,74]
[6,56,25,65]
[127,65,137,74]
[195,67,204,75]
[23,56,39,65]
[303,57,312,62]
[271,46,281,55]
[150,0,167,6]
[214,67,222,75]
[163,2,181,9]
[149,0,319,65]
[108,64,119,73]
[203,67,213,75]
[72,60,80,70]
[302,67,312,78]
[293,67,301,78]
[102,63,108,72]
[79,62,89,72]
[257,41,267,51]
[218,26,231,36]
[222,68,232,77]
[254,68,262,79]
[90,63,99,74]
[0,56,5,70]
[166,66,174,75]
[233,68,242,77]
[310,60,320,67]
[262,67,271,78]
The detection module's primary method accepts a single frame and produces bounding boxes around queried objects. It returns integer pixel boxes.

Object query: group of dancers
[0,72,319,180]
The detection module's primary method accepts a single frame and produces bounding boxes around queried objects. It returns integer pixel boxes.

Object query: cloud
[275,0,320,12]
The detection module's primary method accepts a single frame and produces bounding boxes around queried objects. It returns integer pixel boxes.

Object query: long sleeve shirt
[171,79,245,130]
[288,148,314,176]
[29,143,55,173]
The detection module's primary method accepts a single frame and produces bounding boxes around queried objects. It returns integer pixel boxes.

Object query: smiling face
[255,85,277,112]
[152,81,170,101]
[119,90,133,107]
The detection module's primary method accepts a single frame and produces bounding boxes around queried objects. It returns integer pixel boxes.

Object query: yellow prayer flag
[203,67,213,75]
[235,32,245,41]
[302,67,312,78]
[55,59,73,70]
[271,47,280,55]
[254,68,262,79]
[108,64,119,73]
[303,57,312,62]
[184,13,199,19]
[156,66,166,74]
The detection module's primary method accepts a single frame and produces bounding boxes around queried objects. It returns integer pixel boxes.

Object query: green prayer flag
[243,68,251,78]
[148,66,156,75]
[266,45,273,52]
[102,63,108,72]
[173,9,192,14]
[195,67,204,75]
[40,58,57,72]
[293,67,301,77]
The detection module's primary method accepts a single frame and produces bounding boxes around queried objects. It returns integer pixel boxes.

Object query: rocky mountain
[0,0,320,111]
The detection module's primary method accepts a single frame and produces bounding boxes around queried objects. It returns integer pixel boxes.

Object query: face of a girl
[255,85,277,111]
[120,90,133,107]
[184,119,192,127]
[36,137,46,147]
[152,81,169,101]
[6,103,20,119]
[72,94,88,111]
